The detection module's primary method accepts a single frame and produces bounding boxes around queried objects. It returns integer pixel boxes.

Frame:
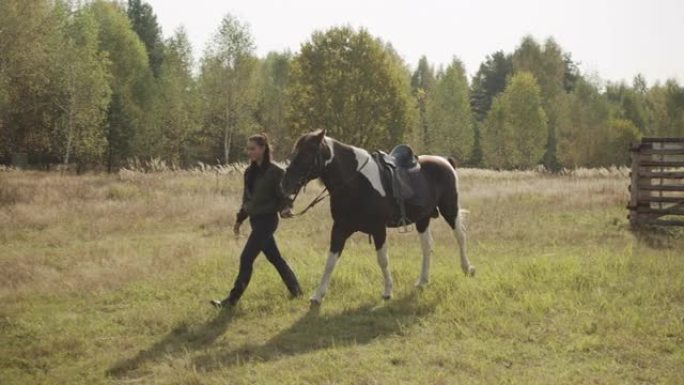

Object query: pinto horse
[282,129,475,305]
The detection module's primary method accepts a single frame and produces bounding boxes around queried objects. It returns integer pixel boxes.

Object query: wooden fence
[628,137,684,227]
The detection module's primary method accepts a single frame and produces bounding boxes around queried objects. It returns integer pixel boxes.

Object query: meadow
[0,166,683,384]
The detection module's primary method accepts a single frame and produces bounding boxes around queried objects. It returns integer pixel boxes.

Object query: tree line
[1,0,683,171]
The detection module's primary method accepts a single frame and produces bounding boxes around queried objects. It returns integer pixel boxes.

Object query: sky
[146,0,684,84]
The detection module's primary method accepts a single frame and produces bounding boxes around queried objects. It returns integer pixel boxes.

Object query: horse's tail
[446,156,458,170]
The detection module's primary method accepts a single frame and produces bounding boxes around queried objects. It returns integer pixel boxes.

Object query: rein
[290,156,371,217]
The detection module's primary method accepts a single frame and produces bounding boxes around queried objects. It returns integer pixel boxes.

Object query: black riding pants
[227,213,300,304]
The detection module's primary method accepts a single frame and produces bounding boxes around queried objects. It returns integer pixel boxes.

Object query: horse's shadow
[192,291,435,372]
[107,291,434,378]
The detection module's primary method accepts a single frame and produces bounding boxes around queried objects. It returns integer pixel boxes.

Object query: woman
[211,134,302,308]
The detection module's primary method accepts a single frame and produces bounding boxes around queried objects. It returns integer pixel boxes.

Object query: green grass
[1,169,683,384]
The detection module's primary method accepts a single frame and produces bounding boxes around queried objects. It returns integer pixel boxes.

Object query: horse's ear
[315,128,326,142]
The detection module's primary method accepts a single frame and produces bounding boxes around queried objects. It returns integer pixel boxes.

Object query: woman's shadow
[108,291,434,378]
[107,308,235,378]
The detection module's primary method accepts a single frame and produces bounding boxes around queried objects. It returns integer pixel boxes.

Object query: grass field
[1,167,683,384]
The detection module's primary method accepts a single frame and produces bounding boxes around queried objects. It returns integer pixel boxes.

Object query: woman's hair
[248,133,271,165]
[245,133,272,192]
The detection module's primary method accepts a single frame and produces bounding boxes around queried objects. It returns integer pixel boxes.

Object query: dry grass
[0,167,682,384]
[0,169,242,297]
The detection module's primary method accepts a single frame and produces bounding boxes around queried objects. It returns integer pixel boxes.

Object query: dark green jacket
[236,162,290,223]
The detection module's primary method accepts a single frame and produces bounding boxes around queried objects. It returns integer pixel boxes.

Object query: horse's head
[282,128,328,200]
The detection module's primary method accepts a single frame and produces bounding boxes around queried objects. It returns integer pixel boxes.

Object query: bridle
[287,144,370,217]
[287,144,325,201]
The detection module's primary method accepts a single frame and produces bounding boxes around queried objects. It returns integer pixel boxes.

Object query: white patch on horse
[454,211,475,276]
[351,146,386,196]
[416,226,433,287]
[311,251,340,303]
[375,241,393,299]
[324,137,335,166]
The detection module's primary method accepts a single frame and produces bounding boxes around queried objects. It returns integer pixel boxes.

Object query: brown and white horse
[282,129,475,305]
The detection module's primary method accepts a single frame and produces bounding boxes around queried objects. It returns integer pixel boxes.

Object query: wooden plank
[629,150,640,227]
[629,137,684,228]
[642,137,684,143]
[637,184,684,192]
[636,171,684,179]
[637,196,684,204]
[642,219,684,226]
[636,207,684,215]
[639,160,684,167]
[639,149,684,155]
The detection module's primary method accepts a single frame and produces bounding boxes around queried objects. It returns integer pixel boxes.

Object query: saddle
[373,144,424,230]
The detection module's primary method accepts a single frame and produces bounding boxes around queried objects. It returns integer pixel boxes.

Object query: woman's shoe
[210,298,236,309]
[289,286,303,299]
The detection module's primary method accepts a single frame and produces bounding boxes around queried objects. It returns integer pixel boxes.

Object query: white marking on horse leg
[454,210,475,276]
[350,146,386,196]
[311,251,340,303]
[376,241,393,299]
[416,226,433,287]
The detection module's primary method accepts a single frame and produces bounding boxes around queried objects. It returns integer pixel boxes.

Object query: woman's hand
[280,207,294,219]
[233,221,241,236]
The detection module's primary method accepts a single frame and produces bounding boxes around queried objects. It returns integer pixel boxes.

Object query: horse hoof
[382,294,392,301]
[415,280,429,288]
[465,266,476,277]
[309,298,322,307]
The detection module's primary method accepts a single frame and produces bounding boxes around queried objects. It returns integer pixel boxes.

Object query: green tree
[513,37,565,99]
[469,51,512,166]
[287,26,412,149]
[127,0,164,78]
[156,26,198,165]
[470,51,512,122]
[480,96,512,169]
[90,0,154,171]
[385,43,417,147]
[426,58,473,160]
[605,76,652,135]
[556,78,613,167]
[411,56,436,151]
[513,37,568,170]
[52,6,112,167]
[482,72,547,169]
[0,0,64,162]
[255,51,292,157]
[199,13,258,163]
[563,53,581,92]
[601,118,641,166]
[646,79,684,137]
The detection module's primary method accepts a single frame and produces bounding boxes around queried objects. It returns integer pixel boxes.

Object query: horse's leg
[415,217,432,287]
[372,228,393,300]
[310,223,351,305]
[453,209,475,276]
[440,200,475,277]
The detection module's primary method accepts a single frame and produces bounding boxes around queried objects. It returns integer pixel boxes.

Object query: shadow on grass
[107,291,434,378]
[192,291,435,372]
[107,308,235,378]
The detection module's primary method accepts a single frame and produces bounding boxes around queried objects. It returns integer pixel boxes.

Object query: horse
[282,129,475,305]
